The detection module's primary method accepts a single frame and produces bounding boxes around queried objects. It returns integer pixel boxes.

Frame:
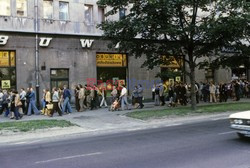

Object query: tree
[97,0,249,110]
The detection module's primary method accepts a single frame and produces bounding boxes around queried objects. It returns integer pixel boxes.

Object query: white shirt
[120,87,127,97]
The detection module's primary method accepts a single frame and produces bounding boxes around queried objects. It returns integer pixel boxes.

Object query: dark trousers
[90,99,96,110]
[21,100,26,114]
[2,103,10,116]
[14,106,21,119]
[75,97,80,111]
[160,96,165,105]
[152,92,155,100]
[52,102,62,116]
[26,101,30,114]
[138,97,144,108]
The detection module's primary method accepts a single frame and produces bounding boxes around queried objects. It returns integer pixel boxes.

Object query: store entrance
[0,51,16,90]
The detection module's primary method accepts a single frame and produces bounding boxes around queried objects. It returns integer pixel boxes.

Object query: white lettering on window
[39,37,52,47]
[80,39,94,48]
[0,36,9,45]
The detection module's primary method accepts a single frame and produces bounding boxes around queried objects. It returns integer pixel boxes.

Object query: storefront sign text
[0,36,9,46]
[1,80,11,89]
[80,39,94,48]
[96,53,127,67]
[39,38,52,47]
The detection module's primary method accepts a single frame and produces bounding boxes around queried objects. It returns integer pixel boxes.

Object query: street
[0,119,249,168]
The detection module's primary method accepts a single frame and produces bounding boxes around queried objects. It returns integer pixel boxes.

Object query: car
[229,111,250,139]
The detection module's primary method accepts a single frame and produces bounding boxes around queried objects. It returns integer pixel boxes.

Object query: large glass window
[43,0,53,19]
[59,1,69,20]
[50,69,69,89]
[85,4,93,24]
[0,0,11,16]
[0,51,16,90]
[16,0,27,17]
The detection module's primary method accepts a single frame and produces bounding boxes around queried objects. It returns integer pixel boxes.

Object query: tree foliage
[97,0,249,110]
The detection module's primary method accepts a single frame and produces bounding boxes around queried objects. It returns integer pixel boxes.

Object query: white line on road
[35,152,102,164]
[12,140,42,145]
[218,131,236,135]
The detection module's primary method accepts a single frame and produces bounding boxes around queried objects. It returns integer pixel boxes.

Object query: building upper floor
[0,0,123,36]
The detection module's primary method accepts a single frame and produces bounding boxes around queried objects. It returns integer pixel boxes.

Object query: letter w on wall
[80,39,94,48]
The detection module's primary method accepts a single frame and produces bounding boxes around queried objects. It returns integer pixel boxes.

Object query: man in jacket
[27,87,40,116]
[137,84,144,109]
[62,85,72,114]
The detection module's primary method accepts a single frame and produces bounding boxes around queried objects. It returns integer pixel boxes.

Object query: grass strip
[0,120,76,132]
[126,102,250,120]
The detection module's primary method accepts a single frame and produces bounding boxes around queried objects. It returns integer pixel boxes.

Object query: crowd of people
[0,79,248,120]
[152,80,249,107]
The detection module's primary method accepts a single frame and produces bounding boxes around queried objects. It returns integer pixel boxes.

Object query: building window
[59,1,69,20]
[43,0,53,19]
[0,0,10,16]
[16,0,27,17]
[0,51,16,90]
[85,5,93,24]
[119,8,126,20]
[98,7,105,23]
[50,69,69,89]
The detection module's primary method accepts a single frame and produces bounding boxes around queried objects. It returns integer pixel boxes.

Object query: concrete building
[0,0,245,100]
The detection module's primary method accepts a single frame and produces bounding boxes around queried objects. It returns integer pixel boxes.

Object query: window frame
[59,1,69,21]
[16,0,28,17]
[0,0,11,16]
[84,4,94,24]
[43,0,54,19]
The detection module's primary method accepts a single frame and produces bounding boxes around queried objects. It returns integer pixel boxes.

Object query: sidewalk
[0,99,249,144]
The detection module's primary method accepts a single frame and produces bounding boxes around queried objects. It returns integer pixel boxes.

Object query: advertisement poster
[176,76,181,82]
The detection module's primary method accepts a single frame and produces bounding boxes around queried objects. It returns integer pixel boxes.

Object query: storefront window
[0,0,11,16]
[96,53,128,96]
[85,4,93,24]
[59,1,69,20]
[0,51,16,90]
[43,0,53,19]
[16,0,27,17]
[119,8,126,20]
[50,69,69,89]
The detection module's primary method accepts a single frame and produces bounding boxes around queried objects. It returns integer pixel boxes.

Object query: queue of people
[151,80,249,107]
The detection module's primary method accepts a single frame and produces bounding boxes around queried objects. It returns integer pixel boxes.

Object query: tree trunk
[190,66,197,111]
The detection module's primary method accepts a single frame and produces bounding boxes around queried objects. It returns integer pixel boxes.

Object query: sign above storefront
[96,53,127,67]
[0,36,9,46]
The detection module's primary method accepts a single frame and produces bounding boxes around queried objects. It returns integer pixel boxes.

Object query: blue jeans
[62,97,72,113]
[28,100,40,115]
[14,106,21,119]
[121,96,129,110]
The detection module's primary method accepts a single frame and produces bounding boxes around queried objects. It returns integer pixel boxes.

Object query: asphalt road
[0,119,249,168]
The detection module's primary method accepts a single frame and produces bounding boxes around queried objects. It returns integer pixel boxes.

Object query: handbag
[46,103,53,110]
[17,101,22,106]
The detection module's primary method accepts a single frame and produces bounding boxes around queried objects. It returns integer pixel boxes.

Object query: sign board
[176,76,181,82]
[96,54,127,67]
[161,56,182,68]
[0,51,9,67]
[1,80,11,89]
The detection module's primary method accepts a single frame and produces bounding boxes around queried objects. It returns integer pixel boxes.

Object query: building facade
[0,0,244,100]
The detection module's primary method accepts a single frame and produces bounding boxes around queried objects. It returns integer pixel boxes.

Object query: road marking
[12,140,42,145]
[211,117,227,121]
[218,131,236,135]
[35,152,102,164]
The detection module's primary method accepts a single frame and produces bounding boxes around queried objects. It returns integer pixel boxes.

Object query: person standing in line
[25,88,31,115]
[120,85,130,110]
[19,88,26,115]
[152,84,156,101]
[0,90,3,115]
[14,90,23,120]
[111,86,118,103]
[2,90,10,117]
[90,86,96,110]
[209,82,217,103]
[154,85,160,106]
[27,87,40,116]
[51,87,62,117]
[132,86,139,108]
[159,83,165,106]
[100,87,108,108]
[62,85,72,114]
[44,89,52,115]
[78,84,86,111]
[137,84,144,109]
[41,89,46,115]
[74,85,80,112]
